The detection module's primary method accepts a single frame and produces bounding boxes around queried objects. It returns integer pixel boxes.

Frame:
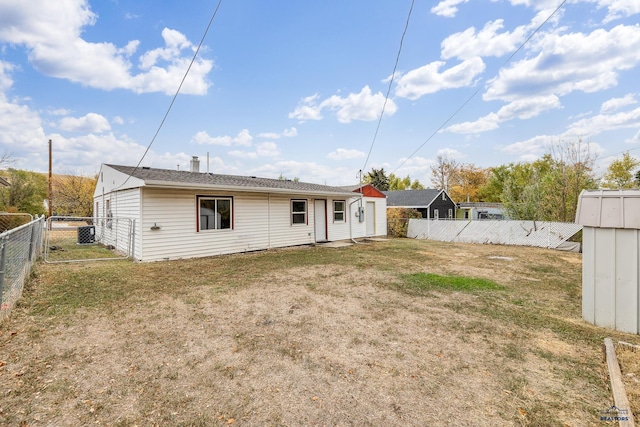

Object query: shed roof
[105,164,357,197]
[382,189,443,207]
[575,189,640,229]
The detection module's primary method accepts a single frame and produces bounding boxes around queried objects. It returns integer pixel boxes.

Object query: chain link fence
[44,216,135,263]
[0,215,45,322]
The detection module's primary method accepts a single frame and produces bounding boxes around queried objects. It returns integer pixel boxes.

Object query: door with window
[314,199,327,242]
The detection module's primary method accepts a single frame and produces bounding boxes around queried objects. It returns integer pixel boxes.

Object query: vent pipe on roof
[190,156,200,173]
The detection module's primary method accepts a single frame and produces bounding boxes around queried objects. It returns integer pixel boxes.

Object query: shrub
[387,208,422,238]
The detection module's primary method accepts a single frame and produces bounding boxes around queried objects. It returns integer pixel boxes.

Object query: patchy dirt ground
[0,239,634,426]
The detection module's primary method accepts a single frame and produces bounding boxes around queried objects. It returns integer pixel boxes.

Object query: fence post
[0,238,7,315]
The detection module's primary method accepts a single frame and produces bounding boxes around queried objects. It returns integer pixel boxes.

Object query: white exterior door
[314,199,327,242]
[366,201,375,236]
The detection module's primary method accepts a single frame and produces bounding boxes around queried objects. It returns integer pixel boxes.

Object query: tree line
[364,140,640,223]
[0,158,96,218]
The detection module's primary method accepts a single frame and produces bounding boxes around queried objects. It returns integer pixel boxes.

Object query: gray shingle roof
[107,164,355,195]
[383,189,442,207]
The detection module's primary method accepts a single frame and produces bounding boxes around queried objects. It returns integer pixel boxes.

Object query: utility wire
[116,0,223,189]
[361,0,415,174]
[392,0,568,174]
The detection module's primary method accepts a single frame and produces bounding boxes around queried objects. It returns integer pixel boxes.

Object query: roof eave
[143,180,356,197]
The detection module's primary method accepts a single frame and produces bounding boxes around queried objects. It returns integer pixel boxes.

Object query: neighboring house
[456,202,507,220]
[93,160,387,262]
[383,189,456,219]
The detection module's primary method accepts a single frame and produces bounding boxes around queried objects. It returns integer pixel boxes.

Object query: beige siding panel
[267,195,315,249]
[94,188,142,259]
[140,189,272,261]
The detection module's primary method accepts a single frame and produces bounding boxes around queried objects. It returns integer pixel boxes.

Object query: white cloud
[58,113,111,133]
[256,142,279,157]
[289,86,397,124]
[501,133,606,162]
[288,94,323,122]
[192,129,253,146]
[446,96,561,134]
[394,57,485,100]
[565,106,640,138]
[441,20,527,61]
[436,148,463,159]
[600,93,637,113]
[431,0,470,18]
[0,1,212,95]
[484,24,640,102]
[626,129,640,144]
[327,148,365,160]
[597,0,640,23]
[257,127,298,139]
[112,116,125,125]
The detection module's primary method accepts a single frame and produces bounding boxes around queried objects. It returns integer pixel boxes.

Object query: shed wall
[582,227,640,334]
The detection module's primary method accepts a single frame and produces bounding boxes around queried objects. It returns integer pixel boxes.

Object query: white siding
[138,189,323,261]
[94,188,142,259]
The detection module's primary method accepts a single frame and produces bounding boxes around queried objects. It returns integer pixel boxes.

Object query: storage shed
[575,189,640,334]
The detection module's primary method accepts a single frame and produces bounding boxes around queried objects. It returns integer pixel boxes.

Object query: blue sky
[0,0,639,186]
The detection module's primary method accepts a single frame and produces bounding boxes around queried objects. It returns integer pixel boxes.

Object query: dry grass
[616,343,640,419]
[0,238,636,426]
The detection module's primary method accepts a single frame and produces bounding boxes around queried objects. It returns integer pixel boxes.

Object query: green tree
[0,169,47,215]
[364,168,390,191]
[388,173,424,190]
[600,152,640,189]
[635,170,640,187]
[485,140,597,222]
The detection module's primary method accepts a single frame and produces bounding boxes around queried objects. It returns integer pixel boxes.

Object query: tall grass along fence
[44,216,135,263]
[0,215,45,321]
[407,219,583,250]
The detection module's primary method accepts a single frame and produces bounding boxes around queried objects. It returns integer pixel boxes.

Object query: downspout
[349,173,365,244]
[349,197,362,244]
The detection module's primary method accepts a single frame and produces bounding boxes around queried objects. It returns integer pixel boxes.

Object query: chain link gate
[44,216,135,263]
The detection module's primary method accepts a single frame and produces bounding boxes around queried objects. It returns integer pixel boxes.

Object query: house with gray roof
[383,189,456,219]
[93,159,387,261]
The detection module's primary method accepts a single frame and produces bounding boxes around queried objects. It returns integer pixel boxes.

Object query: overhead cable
[361,0,415,174]
[116,0,224,190]
[392,0,568,174]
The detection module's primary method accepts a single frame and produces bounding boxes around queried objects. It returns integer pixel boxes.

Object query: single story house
[383,189,456,219]
[93,160,387,262]
[456,202,507,220]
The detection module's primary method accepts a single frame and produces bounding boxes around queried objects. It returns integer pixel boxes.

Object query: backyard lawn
[0,238,635,426]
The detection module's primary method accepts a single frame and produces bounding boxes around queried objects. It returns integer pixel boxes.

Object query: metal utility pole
[48,139,52,218]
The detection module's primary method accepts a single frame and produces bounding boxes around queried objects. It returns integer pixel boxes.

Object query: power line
[116,0,224,190]
[361,0,415,174]
[392,0,568,174]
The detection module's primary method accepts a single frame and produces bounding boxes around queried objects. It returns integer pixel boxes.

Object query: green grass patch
[400,272,505,293]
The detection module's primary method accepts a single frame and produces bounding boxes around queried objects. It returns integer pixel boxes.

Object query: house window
[448,208,453,219]
[291,199,307,225]
[106,199,112,228]
[198,196,233,231]
[434,209,439,219]
[442,192,446,201]
[333,200,345,222]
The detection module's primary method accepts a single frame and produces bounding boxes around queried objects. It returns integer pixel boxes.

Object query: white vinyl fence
[408,219,582,250]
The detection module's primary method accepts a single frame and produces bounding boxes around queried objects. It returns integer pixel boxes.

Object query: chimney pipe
[190,156,200,173]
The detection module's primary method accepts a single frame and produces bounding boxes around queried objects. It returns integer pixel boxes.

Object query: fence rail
[407,218,583,250]
[0,215,45,321]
